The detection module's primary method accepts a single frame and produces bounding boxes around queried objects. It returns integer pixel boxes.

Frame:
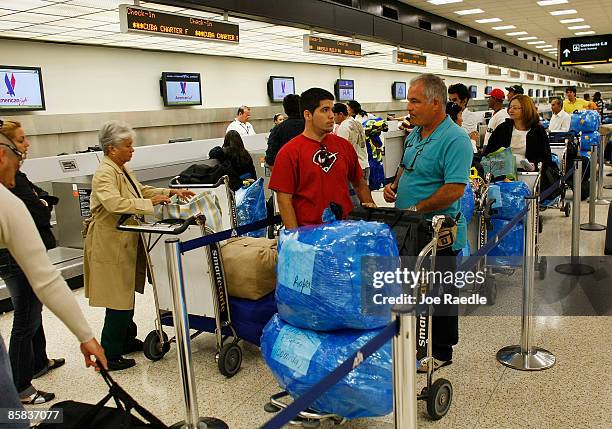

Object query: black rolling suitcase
[348,206,432,256]
[38,369,167,429]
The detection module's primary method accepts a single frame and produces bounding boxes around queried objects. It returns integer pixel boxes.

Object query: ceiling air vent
[382,6,399,20]
[419,19,431,31]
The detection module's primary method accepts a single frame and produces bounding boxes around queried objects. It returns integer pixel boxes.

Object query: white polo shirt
[226,119,256,136]
[483,108,510,147]
[549,110,571,132]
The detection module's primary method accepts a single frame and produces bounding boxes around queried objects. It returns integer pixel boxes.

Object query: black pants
[4,271,48,394]
[101,309,137,359]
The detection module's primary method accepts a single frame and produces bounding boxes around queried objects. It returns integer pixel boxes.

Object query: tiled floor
[1,171,611,428]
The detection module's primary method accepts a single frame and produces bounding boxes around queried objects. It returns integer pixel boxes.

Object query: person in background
[83,121,194,371]
[332,103,370,202]
[269,88,375,228]
[347,100,374,123]
[446,101,477,153]
[226,105,256,137]
[272,113,286,129]
[484,94,552,171]
[384,74,473,372]
[483,88,509,148]
[505,85,524,101]
[563,86,589,114]
[549,97,571,132]
[448,83,481,146]
[592,92,604,118]
[0,133,107,427]
[222,130,257,181]
[265,94,304,167]
[0,121,65,405]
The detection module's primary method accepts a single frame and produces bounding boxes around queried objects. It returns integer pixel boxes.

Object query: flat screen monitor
[536,89,541,97]
[392,81,407,100]
[161,72,202,107]
[485,86,492,95]
[528,89,534,97]
[469,85,478,99]
[267,76,295,102]
[0,65,45,111]
[335,79,354,101]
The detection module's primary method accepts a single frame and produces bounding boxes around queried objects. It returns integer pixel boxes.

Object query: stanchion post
[496,197,555,370]
[392,308,417,429]
[581,144,606,231]
[555,158,594,276]
[165,239,228,429]
[594,138,610,204]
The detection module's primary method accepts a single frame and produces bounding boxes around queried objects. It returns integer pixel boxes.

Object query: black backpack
[178,159,242,191]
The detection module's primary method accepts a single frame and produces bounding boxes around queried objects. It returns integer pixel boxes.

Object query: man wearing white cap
[483,88,509,148]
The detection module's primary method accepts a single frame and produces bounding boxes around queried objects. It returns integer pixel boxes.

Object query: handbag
[481,147,517,180]
[38,369,168,429]
[155,190,222,232]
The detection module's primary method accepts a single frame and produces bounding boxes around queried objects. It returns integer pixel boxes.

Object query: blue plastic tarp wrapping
[235,177,266,238]
[261,314,392,419]
[580,131,600,152]
[551,153,560,168]
[460,182,475,224]
[540,119,549,130]
[491,181,531,221]
[577,110,601,133]
[487,218,524,266]
[276,220,399,331]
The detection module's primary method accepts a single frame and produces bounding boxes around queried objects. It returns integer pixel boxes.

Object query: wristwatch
[406,205,418,212]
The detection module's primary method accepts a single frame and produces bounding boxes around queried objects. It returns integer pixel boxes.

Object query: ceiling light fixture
[427,0,463,4]
[549,9,577,16]
[492,25,516,30]
[568,25,591,30]
[538,45,554,48]
[518,36,537,40]
[455,9,484,15]
[560,18,584,23]
[475,18,502,23]
[537,0,568,6]
[506,31,528,36]
[575,31,596,35]
[527,41,546,44]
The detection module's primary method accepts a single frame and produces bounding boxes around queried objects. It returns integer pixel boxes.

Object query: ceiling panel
[5,11,62,24]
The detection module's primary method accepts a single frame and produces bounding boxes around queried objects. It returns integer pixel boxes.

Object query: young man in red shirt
[269,88,375,228]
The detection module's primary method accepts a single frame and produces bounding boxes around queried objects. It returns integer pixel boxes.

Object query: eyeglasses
[0,143,24,163]
[508,105,523,110]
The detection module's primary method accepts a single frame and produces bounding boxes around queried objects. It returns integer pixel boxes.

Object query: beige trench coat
[84,156,169,310]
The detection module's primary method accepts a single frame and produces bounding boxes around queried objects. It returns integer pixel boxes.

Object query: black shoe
[107,357,136,371]
[123,339,143,355]
[33,358,66,379]
[21,390,55,404]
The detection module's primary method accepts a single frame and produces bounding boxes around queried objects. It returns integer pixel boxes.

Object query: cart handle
[116,214,196,235]
[168,175,230,189]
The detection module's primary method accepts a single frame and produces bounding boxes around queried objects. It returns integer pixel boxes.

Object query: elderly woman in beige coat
[84,120,193,371]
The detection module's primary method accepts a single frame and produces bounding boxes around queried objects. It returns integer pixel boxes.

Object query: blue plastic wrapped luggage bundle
[580,131,600,152]
[491,181,531,221]
[261,314,392,419]
[276,220,399,331]
[235,177,267,237]
[487,219,524,266]
[570,110,601,133]
[460,182,475,224]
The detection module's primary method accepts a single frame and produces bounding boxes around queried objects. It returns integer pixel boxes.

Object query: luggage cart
[117,176,275,378]
[263,216,455,426]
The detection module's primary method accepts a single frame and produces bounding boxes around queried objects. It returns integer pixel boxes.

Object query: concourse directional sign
[559,34,611,66]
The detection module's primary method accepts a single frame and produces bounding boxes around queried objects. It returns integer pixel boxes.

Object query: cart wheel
[143,330,170,361]
[264,403,281,413]
[427,378,453,420]
[564,202,571,217]
[538,256,547,280]
[218,342,242,378]
[484,277,496,306]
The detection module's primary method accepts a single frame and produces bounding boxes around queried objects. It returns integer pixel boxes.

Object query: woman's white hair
[98,120,135,154]
[410,74,448,105]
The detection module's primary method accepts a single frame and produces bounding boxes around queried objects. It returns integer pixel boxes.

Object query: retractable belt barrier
[260,321,399,429]
[180,214,282,253]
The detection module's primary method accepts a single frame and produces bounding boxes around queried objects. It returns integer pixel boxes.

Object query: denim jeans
[4,271,49,395]
[0,335,29,428]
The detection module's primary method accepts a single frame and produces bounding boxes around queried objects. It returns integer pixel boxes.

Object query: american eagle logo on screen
[180,81,187,95]
[4,73,16,97]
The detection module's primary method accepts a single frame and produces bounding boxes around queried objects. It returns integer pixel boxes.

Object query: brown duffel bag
[221,237,277,300]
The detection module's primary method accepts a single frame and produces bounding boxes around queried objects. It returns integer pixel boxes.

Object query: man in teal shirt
[384,73,473,370]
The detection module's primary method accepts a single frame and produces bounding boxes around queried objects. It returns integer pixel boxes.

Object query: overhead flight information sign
[303,35,361,57]
[119,4,239,43]
[559,34,611,66]
[394,50,426,66]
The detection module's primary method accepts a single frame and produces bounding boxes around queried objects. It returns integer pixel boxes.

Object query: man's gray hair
[410,74,448,104]
[98,120,135,154]
[551,96,563,105]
